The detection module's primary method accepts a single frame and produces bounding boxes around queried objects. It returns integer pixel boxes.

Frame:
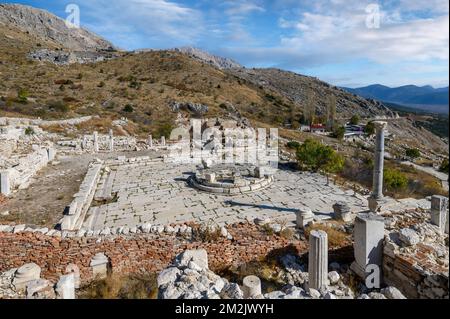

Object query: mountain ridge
[343,84,449,111]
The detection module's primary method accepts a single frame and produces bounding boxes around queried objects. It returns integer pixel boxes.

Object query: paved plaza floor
[82,158,374,231]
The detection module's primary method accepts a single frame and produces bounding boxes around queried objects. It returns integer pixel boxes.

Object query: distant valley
[343,84,449,114]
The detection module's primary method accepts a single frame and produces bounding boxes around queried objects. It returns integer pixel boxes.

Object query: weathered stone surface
[13,263,41,290]
[381,286,407,299]
[351,213,385,279]
[308,230,328,290]
[175,249,209,270]
[55,274,75,299]
[242,275,262,299]
[399,228,420,247]
[90,253,109,279]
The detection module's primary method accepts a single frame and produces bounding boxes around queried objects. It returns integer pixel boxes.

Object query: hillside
[0,4,115,51]
[0,4,447,156]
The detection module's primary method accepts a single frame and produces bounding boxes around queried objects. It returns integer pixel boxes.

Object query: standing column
[161,136,166,147]
[368,121,388,212]
[109,129,114,152]
[93,131,99,153]
[431,195,449,234]
[350,213,385,279]
[308,230,328,291]
[147,134,153,148]
[0,170,11,196]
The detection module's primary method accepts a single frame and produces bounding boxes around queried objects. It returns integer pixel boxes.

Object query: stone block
[296,207,314,229]
[242,275,262,298]
[13,263,41,290]
[0,170,11,196]
[351,213,385,279]
[56,274,76,299]
[90,253,109,279]
[430,195,449,233]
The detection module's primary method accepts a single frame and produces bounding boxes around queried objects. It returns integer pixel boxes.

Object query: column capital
[372,121,388,130]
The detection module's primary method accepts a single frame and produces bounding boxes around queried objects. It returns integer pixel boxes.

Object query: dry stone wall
[0,223,307,284]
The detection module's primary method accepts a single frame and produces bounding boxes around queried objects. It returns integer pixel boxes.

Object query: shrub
[333,126,346,140]
[122,104,134,113]
[364,122,375,136]
[287,141,300,149]
[17,88,28,104]
[350,115,360,125]
[405,148,420,160]
[384,168,408,191]
[48,100,69,113]
[25,127,35,135]
[439,159,449,174]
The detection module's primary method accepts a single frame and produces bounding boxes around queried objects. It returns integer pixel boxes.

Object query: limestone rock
[381,286,407,299]
[399,228,420,247]
[175,249,209,270]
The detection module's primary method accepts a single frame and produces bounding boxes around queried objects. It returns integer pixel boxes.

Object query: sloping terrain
[0,3,115,51]
[0,4,447,155]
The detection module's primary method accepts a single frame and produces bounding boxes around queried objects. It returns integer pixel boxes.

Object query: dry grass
[77,273,158,299]
[304,223,349,249]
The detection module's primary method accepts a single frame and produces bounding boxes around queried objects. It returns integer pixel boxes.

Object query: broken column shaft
[308,230,328,291]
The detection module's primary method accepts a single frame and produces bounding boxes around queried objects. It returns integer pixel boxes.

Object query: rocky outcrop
[28,49,119,65]
[0,4,115,52]
[172,47,242,70]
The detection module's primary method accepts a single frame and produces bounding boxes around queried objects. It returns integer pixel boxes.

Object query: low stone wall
[60,161,103,231]
[383,243,449,299]
[0,223,307,284]
[0,116,93,127]
[1,146,56,195]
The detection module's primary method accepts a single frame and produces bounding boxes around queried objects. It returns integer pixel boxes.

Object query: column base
[368,196,390,213]
[350,261,365,279]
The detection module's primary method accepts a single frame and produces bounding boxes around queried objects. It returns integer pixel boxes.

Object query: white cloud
[79,0,203,48]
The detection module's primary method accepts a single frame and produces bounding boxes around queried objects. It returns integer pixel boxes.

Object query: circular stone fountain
[189,163,275,195]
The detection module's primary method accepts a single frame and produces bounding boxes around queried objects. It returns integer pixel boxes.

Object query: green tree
[384,168,408,191]
[350,115,360,125]
[333,126,346,140]
[296,139,344,184]
[287,141,300,149]
[405,148,420,160]
[364,122,375,136]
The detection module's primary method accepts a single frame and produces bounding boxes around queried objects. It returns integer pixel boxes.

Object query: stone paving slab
[81,159,374,231]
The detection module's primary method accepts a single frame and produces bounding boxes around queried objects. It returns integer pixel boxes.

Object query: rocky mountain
[0,4,115,52]
[172,47,242,70]
[228,68,395,118]
[343,84,449,113]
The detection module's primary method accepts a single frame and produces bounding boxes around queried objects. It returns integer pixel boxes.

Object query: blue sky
[6,0,449,88]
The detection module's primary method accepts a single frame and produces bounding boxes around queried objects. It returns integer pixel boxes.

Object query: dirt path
[0,150,156,228]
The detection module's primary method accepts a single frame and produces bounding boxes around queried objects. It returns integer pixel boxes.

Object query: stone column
[332,201,352,222]
[296,207,314,229]
[109,129,114,152]
[368,121,388,212]
[242,275,262,298]
[93,131,99,153]
[147,134,153,148]
[90,253,109,279]
[47,147,56,161]
[161,136,166,147]
[350,213,385,279]
[0,170,11,196]
[308,230,328,291]
[12,263,41,290]
[431,195,449,234]
[55,274,76,299]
